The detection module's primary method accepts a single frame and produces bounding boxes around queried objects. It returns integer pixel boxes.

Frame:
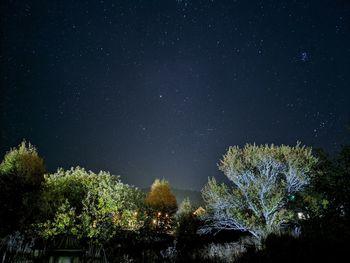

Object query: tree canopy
[176,197,194,218]
[38,166,145,242]
[145,178,178,215]
[0,140,46,185]
[200,143,317,239]
[0,141,46,235]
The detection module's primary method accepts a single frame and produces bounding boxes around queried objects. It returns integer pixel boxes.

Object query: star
[300,52,309,62]
[1,0,348,192]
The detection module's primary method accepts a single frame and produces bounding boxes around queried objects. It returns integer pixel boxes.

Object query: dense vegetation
[0,141,349,262]
[38,167,145,241]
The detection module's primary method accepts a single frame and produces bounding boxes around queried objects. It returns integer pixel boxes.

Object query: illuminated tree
[38,167,145,242]
[145,179,177,232]
[0,141,46,235]
[200,143,317,239]
[0,140,45,185]
[145,179,178,214]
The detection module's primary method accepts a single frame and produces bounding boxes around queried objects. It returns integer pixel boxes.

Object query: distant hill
[141,188,203,208]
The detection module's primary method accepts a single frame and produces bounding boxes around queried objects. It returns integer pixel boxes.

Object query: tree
[176,197,194,218]
[0,141,46,236]
[175,197,200,244]
[335,145,350,219]
[38,167,145,243]
[145,179,178,214]
[145,179,177,232]
[200,143,317,239]
[292,148,332,220]
[298,146,350,220]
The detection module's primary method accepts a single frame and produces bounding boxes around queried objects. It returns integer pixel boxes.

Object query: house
[193,206,206,216]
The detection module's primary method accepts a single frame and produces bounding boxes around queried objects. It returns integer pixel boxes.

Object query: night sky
[1,0,350,190]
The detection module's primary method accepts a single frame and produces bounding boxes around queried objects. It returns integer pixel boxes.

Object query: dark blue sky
[1,0,349,189]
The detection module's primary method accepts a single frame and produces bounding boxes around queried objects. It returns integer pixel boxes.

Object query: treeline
[0,142,181,241]
[0,141,349,262]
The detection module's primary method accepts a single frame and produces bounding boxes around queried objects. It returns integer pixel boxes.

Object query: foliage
[176,197,193,218]
[0,141,46,185]
[175,198,201,243]
[0,141,46,236]
[332,145,350,218]
[38,167,145,242]
[145,179,178,233]
[296,146,350,220]
[200,143,317,239]
[145,179,178,215]
[296,148,334,219]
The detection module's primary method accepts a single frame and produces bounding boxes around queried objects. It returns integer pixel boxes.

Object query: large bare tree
[200,143,317,239]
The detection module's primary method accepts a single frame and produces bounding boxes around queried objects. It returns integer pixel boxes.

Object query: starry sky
[1,0,350,190]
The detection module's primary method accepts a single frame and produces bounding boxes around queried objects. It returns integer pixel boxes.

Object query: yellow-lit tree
[145,179,177,232]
